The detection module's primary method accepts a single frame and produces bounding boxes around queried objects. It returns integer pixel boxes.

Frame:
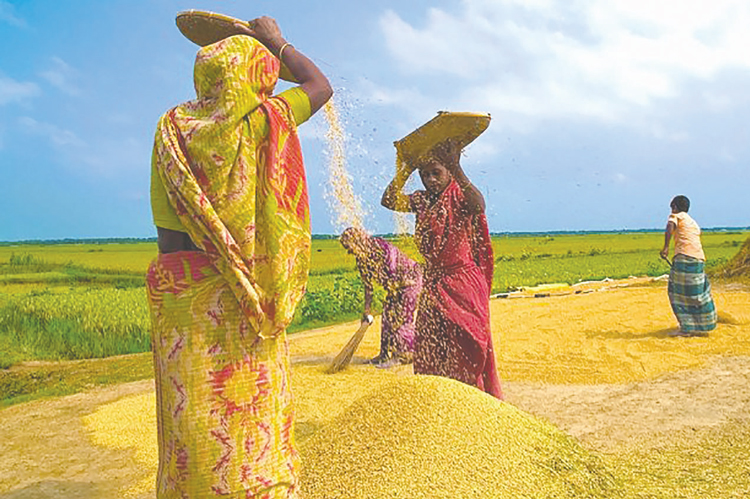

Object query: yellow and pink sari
[147,35,309,498]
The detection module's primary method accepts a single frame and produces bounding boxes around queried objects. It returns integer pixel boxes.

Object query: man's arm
[661,221,676,259]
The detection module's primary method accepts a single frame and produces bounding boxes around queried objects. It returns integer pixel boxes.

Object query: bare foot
[668,330,708,338]
[375,358,402,369]
[365,354,388,365]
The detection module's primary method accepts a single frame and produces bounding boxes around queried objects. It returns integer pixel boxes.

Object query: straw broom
[328,316,373,373]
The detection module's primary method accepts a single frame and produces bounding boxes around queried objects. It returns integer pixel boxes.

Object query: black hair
[670,195,690,213]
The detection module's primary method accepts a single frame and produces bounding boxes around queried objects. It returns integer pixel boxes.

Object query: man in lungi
[660,195,717,337]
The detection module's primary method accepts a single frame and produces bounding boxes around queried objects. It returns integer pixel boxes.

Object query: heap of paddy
[299,374,621,498]
[718,236,750,278]
[86,369,623,498]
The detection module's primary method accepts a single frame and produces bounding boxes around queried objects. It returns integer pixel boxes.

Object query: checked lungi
[668,254,717,332]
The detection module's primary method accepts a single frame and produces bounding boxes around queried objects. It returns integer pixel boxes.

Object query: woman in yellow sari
[147,15,331,498]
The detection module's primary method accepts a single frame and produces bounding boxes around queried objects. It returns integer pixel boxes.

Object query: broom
[327,315,373,374]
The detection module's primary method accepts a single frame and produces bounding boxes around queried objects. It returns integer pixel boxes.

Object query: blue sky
[1,0,748,240]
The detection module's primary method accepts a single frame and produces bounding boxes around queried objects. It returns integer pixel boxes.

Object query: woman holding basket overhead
[381,113,503,399]
[147,12,331,498]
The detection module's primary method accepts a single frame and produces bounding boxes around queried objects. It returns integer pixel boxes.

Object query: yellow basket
[176,10,298,82]
[394,111,491,162]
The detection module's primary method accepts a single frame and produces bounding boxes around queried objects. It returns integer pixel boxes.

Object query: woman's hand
[247,17,285,52]
[234,16,332,115]
[433,139,461,174]
[396,155,417,177]
[435,139,486,213]
[233,17,285,54]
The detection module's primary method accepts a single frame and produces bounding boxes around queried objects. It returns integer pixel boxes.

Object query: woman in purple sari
[340,227,423,367]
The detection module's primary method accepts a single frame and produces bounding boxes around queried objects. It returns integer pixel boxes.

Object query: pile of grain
[299,375,621,498]
[718,237,750,278]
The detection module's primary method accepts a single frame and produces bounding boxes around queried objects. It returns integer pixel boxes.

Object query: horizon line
[1,226,748,245]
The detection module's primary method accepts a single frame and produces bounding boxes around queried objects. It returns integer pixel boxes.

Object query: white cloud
[649,124,689,142]
[462,137,499,162]
[0,0,26,27]
[18,116,148,178]
[39,57,80,96]
[0,76,39,105]
[702,92,732,112]
[76,136,146,177]
[378,0,750,129]
[18,116,84,147]
[362,80,436,124]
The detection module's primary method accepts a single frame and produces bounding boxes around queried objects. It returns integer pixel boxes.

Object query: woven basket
[176,10,298,82]
[394,111,491,162]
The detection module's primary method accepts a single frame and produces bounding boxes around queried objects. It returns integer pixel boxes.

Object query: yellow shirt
[151,86,312,232]
[669,212,705,261]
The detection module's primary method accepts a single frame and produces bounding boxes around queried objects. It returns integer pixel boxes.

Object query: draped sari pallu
[149,36,309,498]
[668,254,717,333]
[412,181,503,399]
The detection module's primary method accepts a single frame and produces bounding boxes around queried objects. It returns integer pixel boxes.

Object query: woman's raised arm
[235,17,333,114]
[435,140,485,214]
[381,167,414,212]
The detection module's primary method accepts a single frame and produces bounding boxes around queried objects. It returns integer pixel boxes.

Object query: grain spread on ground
[8,280,750,498]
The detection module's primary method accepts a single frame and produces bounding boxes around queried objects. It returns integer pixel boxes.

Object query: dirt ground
[1,279,749,498]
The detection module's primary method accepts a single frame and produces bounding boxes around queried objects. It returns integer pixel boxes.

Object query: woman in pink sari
[339,227,422,367]
[382,139,503,399]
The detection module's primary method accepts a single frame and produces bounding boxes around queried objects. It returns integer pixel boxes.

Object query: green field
[0,231,746,370]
